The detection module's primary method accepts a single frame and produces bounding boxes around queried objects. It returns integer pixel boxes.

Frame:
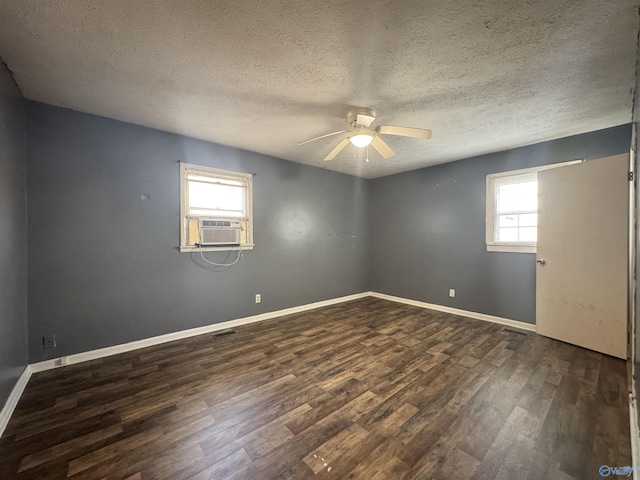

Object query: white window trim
[179,162,254,252]
[486,160,583,254]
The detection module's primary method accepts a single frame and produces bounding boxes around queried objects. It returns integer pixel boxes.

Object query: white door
[536,154,629,359]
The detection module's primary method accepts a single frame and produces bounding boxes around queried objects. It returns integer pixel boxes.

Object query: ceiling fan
[298,107,432,161]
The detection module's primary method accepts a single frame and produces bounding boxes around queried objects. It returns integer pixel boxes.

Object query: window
[179,162,253,252]
[486,160,582,253]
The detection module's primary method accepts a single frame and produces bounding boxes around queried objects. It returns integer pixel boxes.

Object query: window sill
[179,245,254,253]
[487,244,536,254]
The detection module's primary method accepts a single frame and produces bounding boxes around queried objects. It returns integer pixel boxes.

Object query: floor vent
[504,328,528,335]
[213,329,236,338]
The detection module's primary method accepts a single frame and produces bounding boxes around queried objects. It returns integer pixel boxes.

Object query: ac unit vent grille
[202,220,232,227]
[200,227,240,246]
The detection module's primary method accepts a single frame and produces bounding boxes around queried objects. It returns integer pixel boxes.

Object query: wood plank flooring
[0,298,632,479]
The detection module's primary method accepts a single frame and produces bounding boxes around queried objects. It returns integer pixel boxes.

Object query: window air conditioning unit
[199,219,242,246]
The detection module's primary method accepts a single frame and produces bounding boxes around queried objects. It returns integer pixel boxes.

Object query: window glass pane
[519,227,537,242]
[498,227,518,242]
[497,183,521,198]
[496,185,518,213]
[497,180,537,213]
[188,181,245,216]
[519,213,537,227]
[516,186,538,211]
[496,196,514,214]
[499,215,518,227]
[518,181,537,198]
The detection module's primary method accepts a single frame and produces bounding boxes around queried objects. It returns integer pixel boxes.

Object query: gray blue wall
[369,125,632,324]
[20,101,636,362]
[27,102,369,362]
[0,62,28,408]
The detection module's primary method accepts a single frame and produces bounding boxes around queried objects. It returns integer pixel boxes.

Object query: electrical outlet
[255,294,261,303]
[42,335,57,349]
[449,289,456,298]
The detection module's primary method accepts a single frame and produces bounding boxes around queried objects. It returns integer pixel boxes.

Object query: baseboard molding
[28,291,535,374]
[631,391,640,480]
[11,290,533,437]
[370,292,536,332]
[25,292,539,374]
[30,292,371,373]
[0,365,32,439]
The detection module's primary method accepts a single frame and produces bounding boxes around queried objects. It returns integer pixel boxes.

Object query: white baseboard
[30,292,371,373]
[0,365,32,439]
[631,391,640,480]
[6,291,534,438]
[369,292,536,332]
[30,291,535,373]
[6,292,640,470]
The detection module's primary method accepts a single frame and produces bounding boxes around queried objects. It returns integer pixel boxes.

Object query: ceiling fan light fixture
[301,107,429,162]
[350,133,374,148]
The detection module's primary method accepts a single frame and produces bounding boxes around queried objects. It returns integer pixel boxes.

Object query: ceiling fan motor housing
[348,107,376,128]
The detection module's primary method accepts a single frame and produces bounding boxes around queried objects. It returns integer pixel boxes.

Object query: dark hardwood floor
[0,298,632,479]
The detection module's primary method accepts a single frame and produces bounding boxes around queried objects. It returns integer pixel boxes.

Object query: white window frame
[179,162,254,252]
[486,160,583,253]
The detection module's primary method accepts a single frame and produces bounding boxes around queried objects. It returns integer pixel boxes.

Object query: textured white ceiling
[0,0,637,178]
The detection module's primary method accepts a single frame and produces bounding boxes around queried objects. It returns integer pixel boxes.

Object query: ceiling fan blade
[297,130,348,145]
[376,125,432,139]
[323,137,350,161]
[370,135,395,159]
